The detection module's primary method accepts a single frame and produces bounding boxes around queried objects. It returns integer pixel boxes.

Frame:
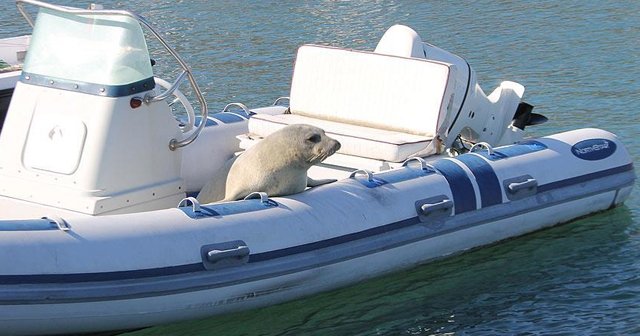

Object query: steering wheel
[154,77,196,133]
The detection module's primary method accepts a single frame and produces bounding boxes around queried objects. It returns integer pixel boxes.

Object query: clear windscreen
[23,8,153,85]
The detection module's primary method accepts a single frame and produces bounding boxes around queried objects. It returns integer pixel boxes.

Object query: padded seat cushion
[249,113,436,162]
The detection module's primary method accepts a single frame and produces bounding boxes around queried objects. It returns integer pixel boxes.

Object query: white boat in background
[0,34,28,129]
[0,1,635,335]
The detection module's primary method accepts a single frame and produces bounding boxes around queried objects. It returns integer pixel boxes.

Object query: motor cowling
[374,25,539,152]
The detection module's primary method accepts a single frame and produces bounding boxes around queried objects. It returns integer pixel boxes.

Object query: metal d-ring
[178,197,201,213]
[349,169,375,182]
[244,192,278,207]
[222,102,252,118]
[402,157,437,173]
[272,97,290,106]
[470,142,495,156]
[41,216,70,232]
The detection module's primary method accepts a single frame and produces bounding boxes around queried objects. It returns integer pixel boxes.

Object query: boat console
[0,1,208,216]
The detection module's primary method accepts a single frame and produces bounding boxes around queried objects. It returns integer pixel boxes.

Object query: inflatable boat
[0,1,635,335]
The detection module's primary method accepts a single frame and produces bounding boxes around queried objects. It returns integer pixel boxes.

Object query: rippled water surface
[1,1,638,335]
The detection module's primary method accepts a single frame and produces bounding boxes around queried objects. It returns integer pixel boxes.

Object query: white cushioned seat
[248,43,455,162]
[249,113,435,162]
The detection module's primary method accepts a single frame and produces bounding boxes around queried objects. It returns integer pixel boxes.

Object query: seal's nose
[333,140,341,152]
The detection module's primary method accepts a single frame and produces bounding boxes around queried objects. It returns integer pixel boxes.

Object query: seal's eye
[307,134,321,143]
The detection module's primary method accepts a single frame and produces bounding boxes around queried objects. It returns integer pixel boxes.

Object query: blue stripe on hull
[455,153,503,207]
[538,163,634,192]
[0,264,206,285]
[432,159,477,214]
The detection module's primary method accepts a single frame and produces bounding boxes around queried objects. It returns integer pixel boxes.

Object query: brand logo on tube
[571,139,616,161]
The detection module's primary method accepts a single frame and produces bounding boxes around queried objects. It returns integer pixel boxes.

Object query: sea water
[1,1,638,334]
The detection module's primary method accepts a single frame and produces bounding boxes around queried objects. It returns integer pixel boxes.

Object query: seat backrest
[289,45,455,137]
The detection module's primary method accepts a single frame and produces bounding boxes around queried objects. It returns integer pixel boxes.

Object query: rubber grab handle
[206,245,250,263]
[508,178,537,193]
[420,199,453,215]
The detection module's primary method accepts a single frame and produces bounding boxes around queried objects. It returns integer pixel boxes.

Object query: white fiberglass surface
[23,8,153,85]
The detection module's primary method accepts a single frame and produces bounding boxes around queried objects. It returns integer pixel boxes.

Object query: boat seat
[249,113,434,162]
[248,44,456,162]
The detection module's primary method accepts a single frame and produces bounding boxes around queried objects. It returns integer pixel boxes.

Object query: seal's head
[277,124,341,167]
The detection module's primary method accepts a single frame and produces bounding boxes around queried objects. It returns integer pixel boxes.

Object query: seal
[197,124,341,203]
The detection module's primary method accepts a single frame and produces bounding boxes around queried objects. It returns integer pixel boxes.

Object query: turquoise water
[1,1,638,334]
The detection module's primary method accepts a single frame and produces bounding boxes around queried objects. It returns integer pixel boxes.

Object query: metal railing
[16,0,209,150]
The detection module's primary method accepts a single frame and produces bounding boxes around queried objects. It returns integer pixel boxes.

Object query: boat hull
[0,128,635,335]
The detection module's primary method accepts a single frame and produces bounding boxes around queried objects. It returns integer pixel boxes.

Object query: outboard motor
[375,25,545,153]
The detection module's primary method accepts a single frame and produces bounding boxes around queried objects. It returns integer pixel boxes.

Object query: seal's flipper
[307,177,337,188]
